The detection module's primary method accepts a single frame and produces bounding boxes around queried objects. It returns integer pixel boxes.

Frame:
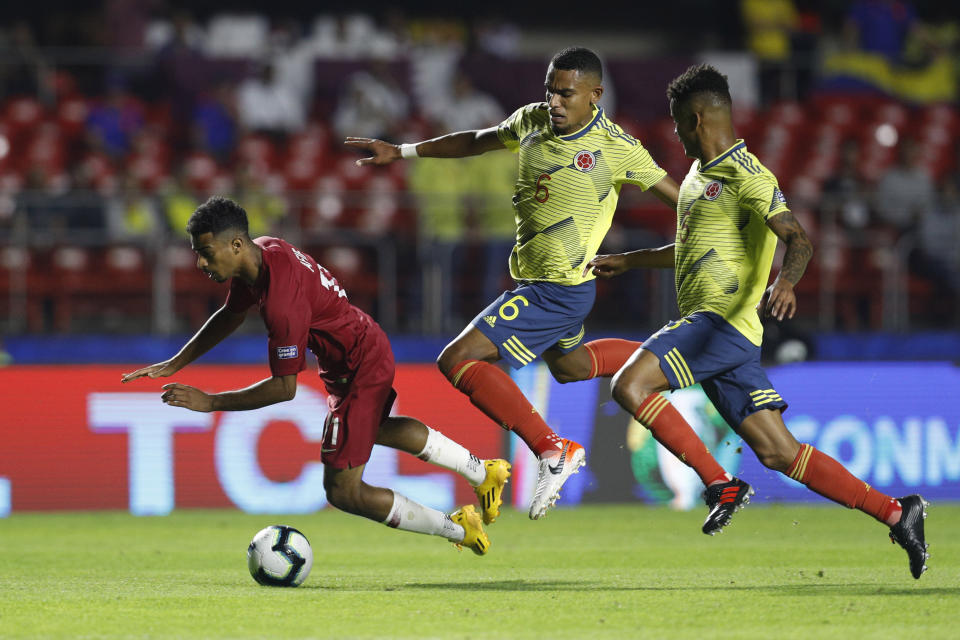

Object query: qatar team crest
[573,150,596,172]
[703,180,723,200]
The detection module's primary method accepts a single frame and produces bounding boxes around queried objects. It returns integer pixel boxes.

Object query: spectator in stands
[467,152,517,304]
[821,140,872,236]
[105,172,162,242]
[740,0,800,105]
[436,74,511,307]
[473,17,522,59]
[237,61,306,139]
[914,176,960,305]
[820,140,875,329]
[231,162,287,237]
[162,172,203,236]
[407,156,465,326]
[15,166,63,236]
[60,162,107,234]
[434,75,503,133]
[844,0,919,61]
[874,137,936,237]
[192,80,238,161]
[151,11,207,130]
[85,84,145,159]
[332,64,410,140]
[269,19,316,115]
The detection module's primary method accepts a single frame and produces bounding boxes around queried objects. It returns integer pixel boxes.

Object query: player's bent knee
[610,374,653,411]
[436,344,466,376]
[323,479,362,514]
[551,367,585,384]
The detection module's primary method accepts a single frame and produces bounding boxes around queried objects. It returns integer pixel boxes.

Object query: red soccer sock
[584,339,642,378]
[633,393,729,486]
[788,444,901,525]
[447,360,560,457]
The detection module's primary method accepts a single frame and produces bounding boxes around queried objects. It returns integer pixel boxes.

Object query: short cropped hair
[666,64,732,107]
[550,46,603,81]
[186,196,249,237]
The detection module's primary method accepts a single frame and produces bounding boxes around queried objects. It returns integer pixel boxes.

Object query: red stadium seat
[182,151,221,192]
[55,95,90,143]
[302,175,346,230]
[236,134,278,171]
[0,247,37,330]
[23,123,66,175]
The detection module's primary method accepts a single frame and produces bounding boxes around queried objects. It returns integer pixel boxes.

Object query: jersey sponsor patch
[574,150,596,172]
[703,180,723,200]
[770,188,787,211]
[276,345,299,359]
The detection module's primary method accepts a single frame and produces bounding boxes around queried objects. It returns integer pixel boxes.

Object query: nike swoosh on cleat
[547,446,568,475]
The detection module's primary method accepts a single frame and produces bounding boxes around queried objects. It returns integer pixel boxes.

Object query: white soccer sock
[382,491,464,542]
[416,426,486,486]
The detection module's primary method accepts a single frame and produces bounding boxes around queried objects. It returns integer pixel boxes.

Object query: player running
[585,64,929,578]
[346,47,680,519]
[122,197,510,556]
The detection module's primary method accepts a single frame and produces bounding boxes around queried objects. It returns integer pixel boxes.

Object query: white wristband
[399,143,419,159]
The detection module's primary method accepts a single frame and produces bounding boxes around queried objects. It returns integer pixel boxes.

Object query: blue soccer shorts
[641,311,788,428]
[471,280,595,369]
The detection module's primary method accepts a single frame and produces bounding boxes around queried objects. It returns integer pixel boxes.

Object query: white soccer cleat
[528,439,586,520]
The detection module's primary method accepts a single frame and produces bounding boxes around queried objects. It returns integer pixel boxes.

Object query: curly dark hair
[666,64,731,107]
[550,46,603,80]
[186,196,249,237]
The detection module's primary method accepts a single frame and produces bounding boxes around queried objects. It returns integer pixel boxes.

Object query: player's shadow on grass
[392,581,960,595]
[767,584,960,596]
[387,580,591,591]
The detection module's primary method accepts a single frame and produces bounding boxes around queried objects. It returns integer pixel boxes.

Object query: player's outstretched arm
[759,210,814,321]
[583,244,676,278]
[121,305,246,383]
[161,374,297,412]
[345,126,505,166]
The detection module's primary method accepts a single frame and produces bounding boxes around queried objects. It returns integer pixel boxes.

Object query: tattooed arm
[759,210,814,321]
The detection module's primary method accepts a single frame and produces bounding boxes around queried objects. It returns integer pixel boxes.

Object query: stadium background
[1,0,959,518]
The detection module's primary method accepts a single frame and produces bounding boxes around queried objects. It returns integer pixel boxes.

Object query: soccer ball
[247,525,313,587]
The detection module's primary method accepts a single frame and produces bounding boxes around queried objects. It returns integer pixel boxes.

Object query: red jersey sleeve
[261,265,313,376]
[263,292,311,377]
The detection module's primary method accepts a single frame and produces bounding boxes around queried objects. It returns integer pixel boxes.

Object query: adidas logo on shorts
[484,315,497,327]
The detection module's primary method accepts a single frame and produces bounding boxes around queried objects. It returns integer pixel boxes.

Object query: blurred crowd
[0,1,958,333]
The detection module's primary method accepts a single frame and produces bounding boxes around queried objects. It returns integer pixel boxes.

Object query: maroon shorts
[320,334,397,469]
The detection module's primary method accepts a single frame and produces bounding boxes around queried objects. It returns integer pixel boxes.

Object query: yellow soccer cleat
[473,459,511,525]
[450,504,490,556]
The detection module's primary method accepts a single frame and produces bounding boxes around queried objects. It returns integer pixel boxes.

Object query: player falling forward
[122,197,511,555]
[347,47,680,519]
[586,64,929,578]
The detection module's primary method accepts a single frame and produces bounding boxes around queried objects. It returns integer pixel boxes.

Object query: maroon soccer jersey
[224,237,386,383]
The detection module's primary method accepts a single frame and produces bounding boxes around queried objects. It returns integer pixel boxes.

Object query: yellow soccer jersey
[674,140,790,345]
[497,103,667,285]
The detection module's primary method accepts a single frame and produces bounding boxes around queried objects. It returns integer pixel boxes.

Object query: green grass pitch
[2,503,957,639]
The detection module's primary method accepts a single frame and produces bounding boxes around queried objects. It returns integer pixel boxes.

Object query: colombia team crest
[703,180,723,200]
[574,150,596,172]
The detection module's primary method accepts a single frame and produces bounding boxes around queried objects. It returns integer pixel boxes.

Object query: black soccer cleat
[702,477,754,535]
[889,495,930,579]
